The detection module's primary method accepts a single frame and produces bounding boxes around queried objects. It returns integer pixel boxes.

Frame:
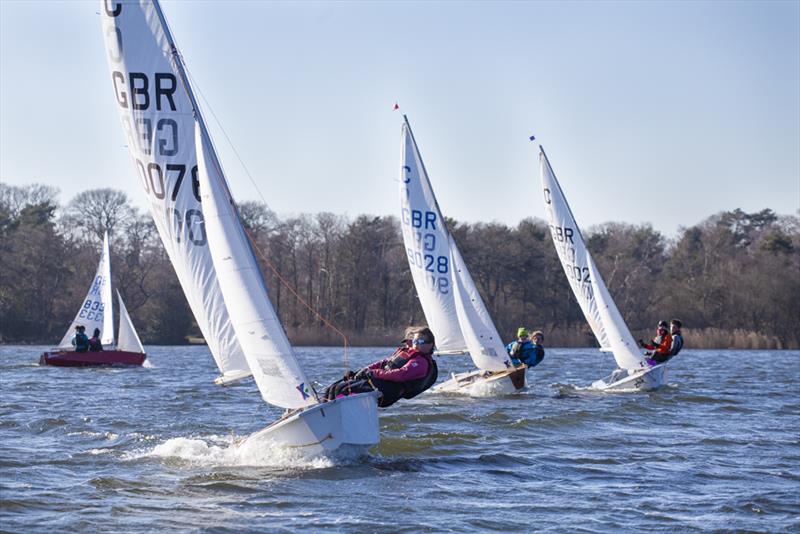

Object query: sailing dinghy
[40,232,146,367]
[399,116,525,395]
[538,145,666,391]
[101,0,378,455]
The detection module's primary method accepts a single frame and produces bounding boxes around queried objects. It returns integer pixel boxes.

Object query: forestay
[195,123,316,410]
[116,290,145,354]
[586,259,646,369]
[100,0,249,382]
[58,232,114,349]
[399,117,508,371]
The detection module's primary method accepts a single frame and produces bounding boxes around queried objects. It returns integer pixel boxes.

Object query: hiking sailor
[668,319,684,359]
[639,320,672,364]
[323,327,438,407]
[506,327,545,369]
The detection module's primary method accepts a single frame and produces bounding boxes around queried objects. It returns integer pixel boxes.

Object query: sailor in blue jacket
[506,327,545,369]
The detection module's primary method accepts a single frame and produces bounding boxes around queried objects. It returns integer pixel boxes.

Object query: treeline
[1,184,798,349]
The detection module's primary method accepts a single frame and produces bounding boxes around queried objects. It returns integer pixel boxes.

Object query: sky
[1,0,798,238]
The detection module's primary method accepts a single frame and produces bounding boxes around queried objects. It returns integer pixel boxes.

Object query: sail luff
[101,232,115,346]
[399,118,467,353]
[538,147,609,349]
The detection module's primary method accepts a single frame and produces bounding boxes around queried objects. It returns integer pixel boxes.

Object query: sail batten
[399,118,509,371]
[539,146,645,369]
[101,0,249,380]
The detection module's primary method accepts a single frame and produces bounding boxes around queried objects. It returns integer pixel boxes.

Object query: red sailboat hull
[39,350,146,367]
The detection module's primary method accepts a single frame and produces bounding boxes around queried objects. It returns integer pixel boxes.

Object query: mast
[151,0,237,204]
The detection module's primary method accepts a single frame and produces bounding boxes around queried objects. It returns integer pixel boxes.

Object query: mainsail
[195,122,316,409]
[58,232,114,348]
[101,0,249,382]
[538,146,646,370]
[116,290,145,354]
[399,117,508,371]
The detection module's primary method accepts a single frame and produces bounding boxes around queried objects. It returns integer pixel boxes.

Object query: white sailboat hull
[240,391,380,457]
[590,364,667,392]
[432,365,527,396]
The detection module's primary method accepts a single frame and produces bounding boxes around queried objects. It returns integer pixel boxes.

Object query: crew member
[324,327,438,408]
[639,320,672,364]
[506,327,545,369]
[88,328,104,352]
[71,325,89,353]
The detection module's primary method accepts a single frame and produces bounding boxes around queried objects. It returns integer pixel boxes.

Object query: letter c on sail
[402,165,411,183]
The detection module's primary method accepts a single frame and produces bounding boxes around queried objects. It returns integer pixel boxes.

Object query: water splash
[135,434,340,470]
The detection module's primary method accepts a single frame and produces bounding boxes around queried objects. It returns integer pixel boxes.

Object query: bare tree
[62,188,134,242]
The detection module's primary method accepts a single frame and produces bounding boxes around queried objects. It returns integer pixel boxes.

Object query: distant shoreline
[3,327,794,350]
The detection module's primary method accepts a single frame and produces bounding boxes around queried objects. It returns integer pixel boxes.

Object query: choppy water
[1,345,798,533]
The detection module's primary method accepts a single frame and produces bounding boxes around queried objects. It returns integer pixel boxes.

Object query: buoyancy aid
[401,355,438,399]
[73,332,89,353]
[669,332,683,356]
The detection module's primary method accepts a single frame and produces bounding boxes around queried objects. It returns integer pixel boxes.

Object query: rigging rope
[184,66,351,373]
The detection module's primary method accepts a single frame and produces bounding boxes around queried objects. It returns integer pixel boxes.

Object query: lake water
[1,345,798,533]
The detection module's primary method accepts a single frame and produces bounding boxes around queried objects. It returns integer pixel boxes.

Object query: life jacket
[74,332,89,353]
[651,332,672,355]
[669,333,684,356]
[401,355,438,399]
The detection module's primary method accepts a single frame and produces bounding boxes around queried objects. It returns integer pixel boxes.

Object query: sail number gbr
[402,208,449,294]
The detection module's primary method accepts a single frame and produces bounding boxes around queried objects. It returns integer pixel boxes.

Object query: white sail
[400,117,509,371]
[399,118,467,353]
[58,232,114,349]
[539,147,609,350]
[539,147,646,370]
[449,239,511,372]
[100,0,249,383]
[586,258,646,369]
[116,290,145,354]
[195,122,316,410]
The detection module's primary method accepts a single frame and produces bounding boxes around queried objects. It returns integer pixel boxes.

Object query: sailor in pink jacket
[366,346,430,382]
[323,327,438,407]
